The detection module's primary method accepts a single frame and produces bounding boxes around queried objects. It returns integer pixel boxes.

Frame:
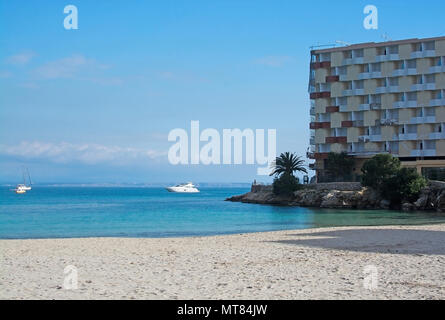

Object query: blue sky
[1,0,444,184]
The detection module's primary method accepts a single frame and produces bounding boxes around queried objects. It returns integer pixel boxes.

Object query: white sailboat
[14,168,32,193]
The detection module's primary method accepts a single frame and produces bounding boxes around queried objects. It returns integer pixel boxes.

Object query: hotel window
[407,92,417,101]
[311,54,318,63]
[424,41,435,51]
[396,60,405,70]
[413,43,423,52]
[377,47,387,56]
[407,59,416,69]
[338,66,347,75]
[425,74,435,84]
[354,80,364,89]
[389,77,399,86]
[320,53,331,62]
[353,49,364,58]
[388,45,399,54]
[343,50,352,59]
[371,62,381,72]
[416,75,423,84]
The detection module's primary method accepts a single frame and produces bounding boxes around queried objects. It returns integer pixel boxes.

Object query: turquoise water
[1,186,445,239]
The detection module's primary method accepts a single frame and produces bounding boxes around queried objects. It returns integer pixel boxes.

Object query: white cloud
[33,54,91,79]
[5,52,36,65]
[253,56,294,67]
[0,141,167,165]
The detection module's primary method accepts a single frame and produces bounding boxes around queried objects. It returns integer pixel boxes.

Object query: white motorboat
[166,182,200,193]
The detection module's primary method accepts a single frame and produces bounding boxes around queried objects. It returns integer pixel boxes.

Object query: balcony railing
[307,152,329,160]
[325,136,347,143]
[310,91,331,99]
[341,120,353,128]
[392,68,417,77]
[429,98,445,107]
[393,100,417,109]
[379,118,398,126]
[325,75,340,83]
[325,106,339,113]
[309,122,331,129]
[358,71,382,80]
[398,133,418,141]
[410,50,436,59]
[429,65,445,74]
[310,61,331,69]
[429,132,445,140]
[375,54,400,62]
[376,86,400,94]
[411,83,436,91]
[411,149,436,157]
[410,116,436,124]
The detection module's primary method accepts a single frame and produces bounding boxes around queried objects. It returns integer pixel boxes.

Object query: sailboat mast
[27,168,32,185]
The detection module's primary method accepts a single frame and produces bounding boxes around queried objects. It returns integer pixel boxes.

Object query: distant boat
[166,182,200,193]
[14,167,32,193]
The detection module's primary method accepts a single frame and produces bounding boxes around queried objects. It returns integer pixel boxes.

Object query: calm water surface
[1,186,445,239]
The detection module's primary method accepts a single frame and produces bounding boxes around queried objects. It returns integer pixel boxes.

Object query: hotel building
[308,36,445,181]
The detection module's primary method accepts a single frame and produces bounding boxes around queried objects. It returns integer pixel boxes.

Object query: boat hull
[166,187,200,193]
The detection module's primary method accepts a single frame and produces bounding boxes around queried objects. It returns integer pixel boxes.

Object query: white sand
[1,224,445,300]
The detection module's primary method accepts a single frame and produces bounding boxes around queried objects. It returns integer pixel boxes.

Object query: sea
[1,186,445,239]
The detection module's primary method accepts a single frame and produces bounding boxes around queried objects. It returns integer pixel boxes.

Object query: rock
[402,202,414,212]
[436,190,445,212]
[379,199,390,209]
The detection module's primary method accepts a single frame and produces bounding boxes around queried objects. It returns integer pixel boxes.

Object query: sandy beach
[1,224,445,300]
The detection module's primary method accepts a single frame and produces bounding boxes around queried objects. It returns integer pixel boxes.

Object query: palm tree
[270,152,308,177]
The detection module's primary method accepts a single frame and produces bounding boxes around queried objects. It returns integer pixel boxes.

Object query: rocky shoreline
[226,181,445,212]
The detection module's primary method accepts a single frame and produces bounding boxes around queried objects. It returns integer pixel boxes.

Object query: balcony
[411,149,436,157]
[343,57,364,65]
[343,88,365,96]
[411,83,436,91]
[310,91,331,99]
[398,133,418,141]
[325,136,347,144]
[307,152,329,160]
[325,106,339,113]
[379,118,398,126]
[429,98,445,107]
[392,68,417,77]
[369,134,382,142]
[341,120,353,128]
[410,116,436,124]
[310,61,331,69]
[410,50,436,59]
[376,86,399,94]
[358,71,383,80]
[309,122,331,129]
[375,54,400,62]
[429,65,445,73]
[393,100,417,109]
[429,132,445,139]
[325,75,340,83]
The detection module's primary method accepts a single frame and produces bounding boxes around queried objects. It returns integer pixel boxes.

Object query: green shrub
[361,154,427,205]
[382,168,427,204]
[361,154,401,190]
[272,174,301,195]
